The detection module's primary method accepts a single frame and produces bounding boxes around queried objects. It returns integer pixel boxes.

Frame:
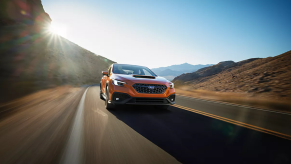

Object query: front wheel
[100,85,104,100]
[105,86,115,110]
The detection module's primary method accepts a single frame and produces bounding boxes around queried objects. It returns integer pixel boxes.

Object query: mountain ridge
[173,51,291,100]
[152,63,213,80]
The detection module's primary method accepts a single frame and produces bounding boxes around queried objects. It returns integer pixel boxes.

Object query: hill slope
[0,0,114,103]
[173,51,291,100]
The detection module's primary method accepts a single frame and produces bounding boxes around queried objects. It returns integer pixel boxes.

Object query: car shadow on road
[111,105,172,114]
[109,105,291,164]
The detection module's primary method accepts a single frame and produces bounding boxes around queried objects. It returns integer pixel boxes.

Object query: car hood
[112,74,170,84]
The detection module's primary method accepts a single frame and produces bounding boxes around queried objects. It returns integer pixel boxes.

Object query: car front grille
[132,83,167,94]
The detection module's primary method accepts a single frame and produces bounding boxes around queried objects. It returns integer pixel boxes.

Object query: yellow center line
[176,94,291,115]
[173,104,291,141]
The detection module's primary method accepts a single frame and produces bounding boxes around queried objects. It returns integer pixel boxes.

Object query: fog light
[168,94,175,102]
[116,98,119,101]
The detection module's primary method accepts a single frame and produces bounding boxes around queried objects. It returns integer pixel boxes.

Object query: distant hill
[152,63,213,80]
[173,51,291,100]
[0,0,114,103]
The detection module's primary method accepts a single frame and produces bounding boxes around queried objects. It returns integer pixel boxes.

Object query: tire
[156,105,169,110]
[100,85,104,100]
[105,86,115,110]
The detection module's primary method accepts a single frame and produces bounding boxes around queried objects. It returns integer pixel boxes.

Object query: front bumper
[111,92,175,105]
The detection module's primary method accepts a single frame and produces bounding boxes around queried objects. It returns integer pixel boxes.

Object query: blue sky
[43,0,291,68]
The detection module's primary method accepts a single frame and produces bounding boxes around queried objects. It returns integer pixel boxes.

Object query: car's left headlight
[169,82,174,89]
[112,79,126,86]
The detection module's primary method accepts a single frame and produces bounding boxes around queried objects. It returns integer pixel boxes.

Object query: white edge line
[60,87,89,164]
[177,95,291,116]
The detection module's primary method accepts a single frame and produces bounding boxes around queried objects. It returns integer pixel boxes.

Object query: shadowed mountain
[152,63,213,80]
[0,0,114,103]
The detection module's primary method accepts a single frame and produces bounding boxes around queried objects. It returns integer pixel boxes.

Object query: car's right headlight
[169,82,174,89]
[112,79,126,86]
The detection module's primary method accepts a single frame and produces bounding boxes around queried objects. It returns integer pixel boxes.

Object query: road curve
[0,86,291,164]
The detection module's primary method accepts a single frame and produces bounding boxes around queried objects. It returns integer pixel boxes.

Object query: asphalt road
[0,86,291,164]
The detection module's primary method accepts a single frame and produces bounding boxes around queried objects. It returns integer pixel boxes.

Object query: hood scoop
[132,75,156,79]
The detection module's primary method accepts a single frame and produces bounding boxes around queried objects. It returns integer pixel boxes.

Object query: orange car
[100,64,175,109]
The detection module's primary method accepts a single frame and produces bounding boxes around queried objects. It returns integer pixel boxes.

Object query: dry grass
[176,86,291,112]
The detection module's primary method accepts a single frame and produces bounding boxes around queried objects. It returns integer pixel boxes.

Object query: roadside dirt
[176,88,291,113]
[0,86,84,164]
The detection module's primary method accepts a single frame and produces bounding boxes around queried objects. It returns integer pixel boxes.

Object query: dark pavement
[0,86,291,164]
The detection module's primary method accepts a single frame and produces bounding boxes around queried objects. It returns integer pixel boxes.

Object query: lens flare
[49,23,67,37]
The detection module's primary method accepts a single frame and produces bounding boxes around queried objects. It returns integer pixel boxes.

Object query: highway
[0,86,291,164]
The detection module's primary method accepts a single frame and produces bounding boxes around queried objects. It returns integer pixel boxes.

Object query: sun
[49,23,67,37]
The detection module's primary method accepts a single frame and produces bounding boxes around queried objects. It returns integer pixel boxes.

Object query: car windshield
[112,64,156,76]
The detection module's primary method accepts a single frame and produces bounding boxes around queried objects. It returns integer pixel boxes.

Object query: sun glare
[49,23,67,37]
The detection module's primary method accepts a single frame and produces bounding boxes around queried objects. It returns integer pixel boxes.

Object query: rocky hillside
[0,0,114,103]
[173,51,291,100]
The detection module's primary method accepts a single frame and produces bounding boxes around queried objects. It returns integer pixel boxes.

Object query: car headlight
[112,79,126,86]
[169,82,174,89]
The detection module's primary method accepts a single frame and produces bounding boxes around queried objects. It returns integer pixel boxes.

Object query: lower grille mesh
[135,98,167,104]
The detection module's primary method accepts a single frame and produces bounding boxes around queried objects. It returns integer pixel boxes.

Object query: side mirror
[102,71,108,76]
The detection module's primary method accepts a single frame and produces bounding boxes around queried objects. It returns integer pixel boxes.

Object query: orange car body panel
[100,64,175,103]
